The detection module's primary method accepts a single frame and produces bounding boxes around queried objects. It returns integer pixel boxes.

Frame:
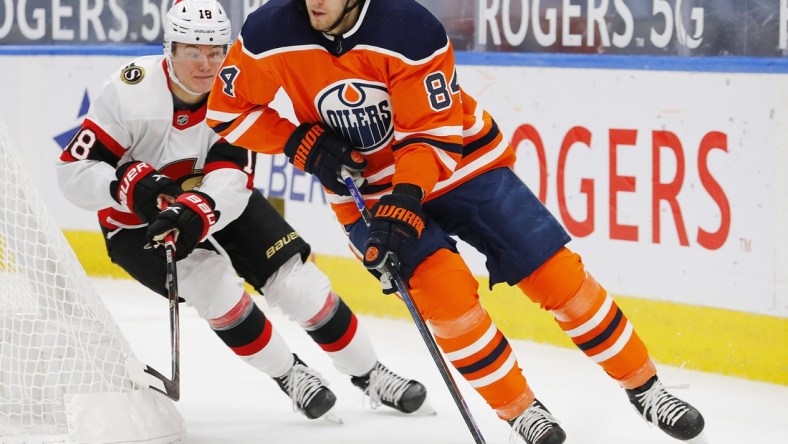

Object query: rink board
[64,230,788,386]
[0,49,785,386]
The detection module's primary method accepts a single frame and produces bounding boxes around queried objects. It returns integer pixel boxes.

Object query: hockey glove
[146,191,220,259]
[363,185,426,294]
[284,123,366,196]
[110,161,182,222]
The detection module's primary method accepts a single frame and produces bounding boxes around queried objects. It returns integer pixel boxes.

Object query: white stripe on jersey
[226,109,263,144]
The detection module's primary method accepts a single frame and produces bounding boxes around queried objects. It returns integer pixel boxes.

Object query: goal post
[0,122,185,443]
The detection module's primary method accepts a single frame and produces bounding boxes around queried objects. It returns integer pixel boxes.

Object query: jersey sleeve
[388,38,464,196]
[56,78,130,212]
[206,38,296,155]
[198,139,255,232]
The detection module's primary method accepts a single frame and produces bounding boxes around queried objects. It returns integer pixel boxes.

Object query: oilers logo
[315,80,393,153]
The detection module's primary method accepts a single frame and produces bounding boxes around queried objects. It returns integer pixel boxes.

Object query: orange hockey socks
[517,248,656,389]
[409,249,533,419]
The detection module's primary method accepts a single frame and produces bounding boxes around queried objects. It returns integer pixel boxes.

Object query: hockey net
[0,123,184,443]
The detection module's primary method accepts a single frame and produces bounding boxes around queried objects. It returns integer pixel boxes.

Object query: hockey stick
[341,170,486,444]
[127,232,181,401]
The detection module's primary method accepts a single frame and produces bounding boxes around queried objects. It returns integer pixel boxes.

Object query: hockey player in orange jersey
[205,0,707,442]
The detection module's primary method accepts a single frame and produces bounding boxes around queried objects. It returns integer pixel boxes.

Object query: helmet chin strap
[323,0,363,35]
[166,56,203,97]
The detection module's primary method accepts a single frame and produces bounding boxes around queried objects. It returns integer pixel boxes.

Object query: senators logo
[120,63,145,85]
[158,158,202,191]
[315,80,394,153]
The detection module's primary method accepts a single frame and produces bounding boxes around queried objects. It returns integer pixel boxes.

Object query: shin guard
[410,249,533,420]
[263,255,377,377]
[302,291,377,377]
[518,247,656,389]
[208,292,293,378]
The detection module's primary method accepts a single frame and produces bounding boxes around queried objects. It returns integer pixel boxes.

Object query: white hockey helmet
[164,0,231,96]
[163,0,231,59]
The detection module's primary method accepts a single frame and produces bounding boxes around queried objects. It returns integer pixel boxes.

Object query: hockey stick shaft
[134,232,181,401]
[161,233,181,400]
[341,170,486,444]
[129,204,183,401]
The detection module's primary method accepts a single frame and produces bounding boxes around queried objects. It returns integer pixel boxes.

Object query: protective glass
[171,44,227,63]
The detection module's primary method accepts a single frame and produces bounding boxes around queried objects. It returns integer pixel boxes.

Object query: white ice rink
[95,278,788,444]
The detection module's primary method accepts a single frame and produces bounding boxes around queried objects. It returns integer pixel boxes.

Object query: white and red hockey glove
[146,191,220,258]
[110,161,182,222]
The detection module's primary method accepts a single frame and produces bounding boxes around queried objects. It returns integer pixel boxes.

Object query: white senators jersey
[57,55,256,233]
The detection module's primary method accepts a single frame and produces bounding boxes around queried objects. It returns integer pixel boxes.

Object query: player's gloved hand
[363,185,425,294]
[284,122,366,196]
[110,161,182,222]
[146,191,220,259]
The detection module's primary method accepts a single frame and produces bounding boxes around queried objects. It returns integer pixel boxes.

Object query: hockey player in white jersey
[55,0,426,421]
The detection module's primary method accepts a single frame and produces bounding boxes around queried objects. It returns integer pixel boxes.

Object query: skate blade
[411,399,437,416]
[321,408,343,424]
[685,432,709,444]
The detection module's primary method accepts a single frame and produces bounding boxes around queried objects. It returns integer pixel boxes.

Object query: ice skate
[508,399,566,444]
[274,354,340,422]
[626,375,706,442]
[351,361,428,414]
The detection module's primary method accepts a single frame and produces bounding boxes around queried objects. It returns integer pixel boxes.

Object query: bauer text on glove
[146,191,220,258]
[110,160,183,222]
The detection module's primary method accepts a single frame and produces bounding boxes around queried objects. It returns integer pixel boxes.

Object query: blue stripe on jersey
[464,120,500,156]
[393,137,463,154]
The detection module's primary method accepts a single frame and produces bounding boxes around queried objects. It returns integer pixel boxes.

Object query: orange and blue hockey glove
[363,184,425,294]
[284,122,367,196]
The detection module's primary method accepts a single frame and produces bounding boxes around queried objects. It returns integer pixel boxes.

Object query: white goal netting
[0,123,184,443]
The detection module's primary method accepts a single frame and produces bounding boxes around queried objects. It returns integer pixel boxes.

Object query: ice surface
[95,278,788,444]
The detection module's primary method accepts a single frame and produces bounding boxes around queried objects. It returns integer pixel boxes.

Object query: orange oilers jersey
[206,0,515,225]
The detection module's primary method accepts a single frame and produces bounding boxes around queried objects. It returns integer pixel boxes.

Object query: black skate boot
[508,399,566,444]
[274,354,336,420]
[351,362,427,413]
[626,375,706,441]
